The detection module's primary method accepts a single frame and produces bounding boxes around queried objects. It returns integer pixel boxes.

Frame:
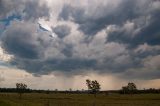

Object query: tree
[86,79,92,91]
[86,79,101,97]
[16,83,27,99]
[69,88,72,92]
[122,82,137,94]
[128,82,137,91]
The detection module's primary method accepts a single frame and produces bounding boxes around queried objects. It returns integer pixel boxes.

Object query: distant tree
[86,79,101,97]
[69,88,72,91]
[127,82,137,91]
[122,82,137,94]
[86,79,92,91]
[16,83,27,99]
[55,89,58,91]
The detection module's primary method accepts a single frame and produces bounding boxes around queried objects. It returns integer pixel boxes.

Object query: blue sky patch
[0,15,21,26]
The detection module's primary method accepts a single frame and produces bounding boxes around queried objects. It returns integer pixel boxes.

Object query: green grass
[0,93,160,106]
[0,100,10,106]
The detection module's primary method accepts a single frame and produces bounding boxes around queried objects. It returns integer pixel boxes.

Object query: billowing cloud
[59,0,160,46]
[0,0,23,19]
[1,21,52,59]
[0,0,50,20]
[59,0,140,35]
[0,0,160,81]
[53,25,71,38]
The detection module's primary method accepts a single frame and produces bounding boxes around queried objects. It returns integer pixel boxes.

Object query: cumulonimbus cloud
[0,0,160,80]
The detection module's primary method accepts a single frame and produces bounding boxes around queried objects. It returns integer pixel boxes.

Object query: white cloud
[0,46,13,62]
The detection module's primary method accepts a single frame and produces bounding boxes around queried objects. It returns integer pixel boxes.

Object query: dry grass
[0,93,160,106]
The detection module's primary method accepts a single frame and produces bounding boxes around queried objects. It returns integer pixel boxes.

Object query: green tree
[122,82,137,94]
[128,82,137,91]
[86,79,101,97]
[16,83,27,99]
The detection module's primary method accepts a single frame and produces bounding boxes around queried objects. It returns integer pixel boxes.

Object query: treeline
[0,88,160,94]
[0,88,87,94]
[119,89,160,94]
[0,80,160,95]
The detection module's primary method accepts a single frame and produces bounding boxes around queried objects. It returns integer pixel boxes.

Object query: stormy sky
[0,0,160,90]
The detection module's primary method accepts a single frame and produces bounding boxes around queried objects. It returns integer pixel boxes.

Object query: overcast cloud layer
[0,0,160,80]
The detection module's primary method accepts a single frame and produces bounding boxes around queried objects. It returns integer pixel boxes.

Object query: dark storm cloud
[23,0,50,21]
[1,21,52,59]
[0,20,96,74]
[59,0,160,47]
[0,0,23,19]
[122,55,160,80]
[0,0,160,80]
[61,44,73,57]
[0,0,50,20]
[107,9,160,47]
[59,0,140,35]
[10,57,97,74]
[134,12,160,46]
[53,25,71,38]
[123,69,160,80]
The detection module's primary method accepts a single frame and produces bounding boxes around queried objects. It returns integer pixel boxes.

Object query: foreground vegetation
[0,81,159,106]
[0,93,160,106]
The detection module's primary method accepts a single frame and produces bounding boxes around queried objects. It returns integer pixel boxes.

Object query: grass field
[0,93,160,106]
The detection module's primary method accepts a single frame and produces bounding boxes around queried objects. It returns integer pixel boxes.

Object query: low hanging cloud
[0,0,50,21]
[1,21,52,59]
[0,0,160,80]
[59,0,144,35]
[59,0,160,46]
[53,25,71,38]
